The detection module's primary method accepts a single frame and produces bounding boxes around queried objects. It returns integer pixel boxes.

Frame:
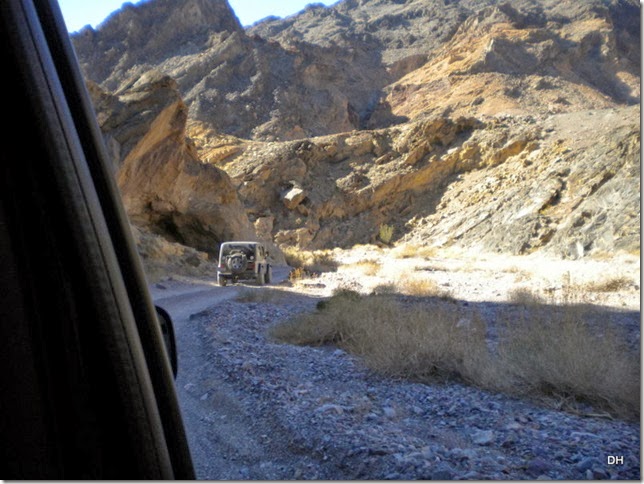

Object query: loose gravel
[189,290,640,480]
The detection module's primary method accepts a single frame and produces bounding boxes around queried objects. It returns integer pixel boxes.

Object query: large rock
[90,71,255,256]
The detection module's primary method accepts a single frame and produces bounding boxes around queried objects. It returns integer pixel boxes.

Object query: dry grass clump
[509,288,545,306]
[282,246,338,273]
[583,276,632,293]
[288,266,310,282]
[271,287,639,419]
[371,283,397,295]
[398,276,441,296]
[392,244,439,259]
[497,305,640,418]
[398,275,455,301]
[270,290,498,384]
[354,259,382,276]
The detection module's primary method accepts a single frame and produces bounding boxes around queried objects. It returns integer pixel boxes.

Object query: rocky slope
[195,105,639,257]
[72,0,390,140]
[73,0,639,140]
[75,0,640,261]
[370,0,640,125]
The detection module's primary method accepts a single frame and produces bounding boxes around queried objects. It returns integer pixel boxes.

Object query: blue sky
[58,0,338,32]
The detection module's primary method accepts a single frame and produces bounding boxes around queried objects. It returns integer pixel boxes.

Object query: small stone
[576,457,596,473]
[383,406,397,419]
[571,431,598,440]
[472,429,495,445]
[527,457,551,475]
[462,449,478,460]
[282,186,306,209]
[315,403,344,415]
[431,464,455,480]
[591,467,609,479]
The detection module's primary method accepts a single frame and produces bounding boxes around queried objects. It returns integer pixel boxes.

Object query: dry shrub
[399,275,454,301]
[270,291,497,384]
[379,224,394,244]
[399,276,440,296]
[268,311,337,346]
[583,276,632,293]
[497,305,640,418]
[272,286,640,419]
[282,246,338,273]
[509,288,544,306]
[354,259,381,276]
[392,244,439,259]
[371,283,397,295]
[288,267,309,282]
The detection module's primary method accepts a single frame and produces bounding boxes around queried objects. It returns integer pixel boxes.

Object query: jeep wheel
[218,275,227,287]
[256,268,265,286]
[265,265,272,284]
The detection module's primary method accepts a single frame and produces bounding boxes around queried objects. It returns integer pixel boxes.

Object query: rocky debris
[187,295,640,480]
[90,71,256,256]
[131,225,216,282]
[213,106,639,257]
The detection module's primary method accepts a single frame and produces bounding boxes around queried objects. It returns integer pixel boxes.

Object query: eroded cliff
[76,0,640,261]
[90,70,255,256]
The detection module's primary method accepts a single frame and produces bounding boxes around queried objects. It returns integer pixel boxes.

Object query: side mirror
[155,306,178,378]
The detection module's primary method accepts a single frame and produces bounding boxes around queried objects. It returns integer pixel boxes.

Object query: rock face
[73,0,640,259]
[90,70,255,256]
[73,0,640,141]
[203,106,639,257]
[72,0,391,141]
[370,0,640,125]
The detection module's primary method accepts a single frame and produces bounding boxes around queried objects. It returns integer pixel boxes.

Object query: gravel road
[150,268,301,479]
[149,253,640,480]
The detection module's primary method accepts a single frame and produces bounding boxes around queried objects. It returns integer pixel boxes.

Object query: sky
[57,0,338,32]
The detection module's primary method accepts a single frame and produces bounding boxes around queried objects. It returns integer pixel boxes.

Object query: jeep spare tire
[227,253,247,273]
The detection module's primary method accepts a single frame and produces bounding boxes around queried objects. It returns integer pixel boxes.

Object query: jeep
[217,241,272,286]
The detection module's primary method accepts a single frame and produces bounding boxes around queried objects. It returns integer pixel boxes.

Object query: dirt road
[150,269,304,479]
